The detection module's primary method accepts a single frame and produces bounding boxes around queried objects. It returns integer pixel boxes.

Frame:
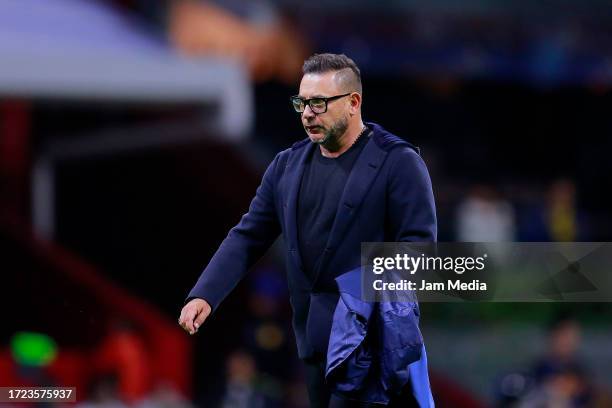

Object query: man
[179,53,437,407]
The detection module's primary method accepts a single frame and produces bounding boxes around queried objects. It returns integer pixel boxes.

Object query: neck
[320,120,365,158]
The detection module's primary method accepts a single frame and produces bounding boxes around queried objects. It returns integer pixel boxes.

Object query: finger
[181,308,197,334]
[178,308,187,326]
[193,307,209,330]
[178,307,190,328]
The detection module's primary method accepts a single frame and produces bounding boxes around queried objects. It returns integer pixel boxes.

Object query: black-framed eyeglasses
[290,93,352,114]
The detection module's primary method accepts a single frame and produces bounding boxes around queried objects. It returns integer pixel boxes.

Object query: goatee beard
[312,118,348,151]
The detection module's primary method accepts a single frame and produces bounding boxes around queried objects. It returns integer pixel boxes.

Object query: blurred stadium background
[1,0,612,407]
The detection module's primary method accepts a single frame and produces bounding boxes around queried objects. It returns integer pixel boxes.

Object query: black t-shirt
[297,128,371,278]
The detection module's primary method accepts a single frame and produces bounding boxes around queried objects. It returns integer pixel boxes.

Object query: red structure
[0,217,193,403]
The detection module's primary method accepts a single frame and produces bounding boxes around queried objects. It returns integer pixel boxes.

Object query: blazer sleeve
[386,147,437,242]
[187,153,282,311]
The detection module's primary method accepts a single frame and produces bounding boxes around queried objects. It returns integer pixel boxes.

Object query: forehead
[299,72,341,97]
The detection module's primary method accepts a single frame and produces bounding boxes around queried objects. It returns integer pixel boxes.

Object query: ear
[349,92,362,116]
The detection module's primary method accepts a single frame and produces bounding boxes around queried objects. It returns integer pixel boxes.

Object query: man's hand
[178,298,212,335]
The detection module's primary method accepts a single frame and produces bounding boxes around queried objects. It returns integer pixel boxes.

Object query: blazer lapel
[285,141,316,273]
[313,136,388,282]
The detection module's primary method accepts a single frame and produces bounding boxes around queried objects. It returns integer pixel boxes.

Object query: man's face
[298,72,350,145]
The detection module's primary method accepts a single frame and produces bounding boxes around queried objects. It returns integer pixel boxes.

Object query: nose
[302,104,316,119]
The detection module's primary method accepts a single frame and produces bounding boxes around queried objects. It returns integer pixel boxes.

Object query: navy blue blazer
[188,122,437,359]
[326,267,434,406]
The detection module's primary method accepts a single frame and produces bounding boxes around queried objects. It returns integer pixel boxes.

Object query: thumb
[193,302,211,330]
